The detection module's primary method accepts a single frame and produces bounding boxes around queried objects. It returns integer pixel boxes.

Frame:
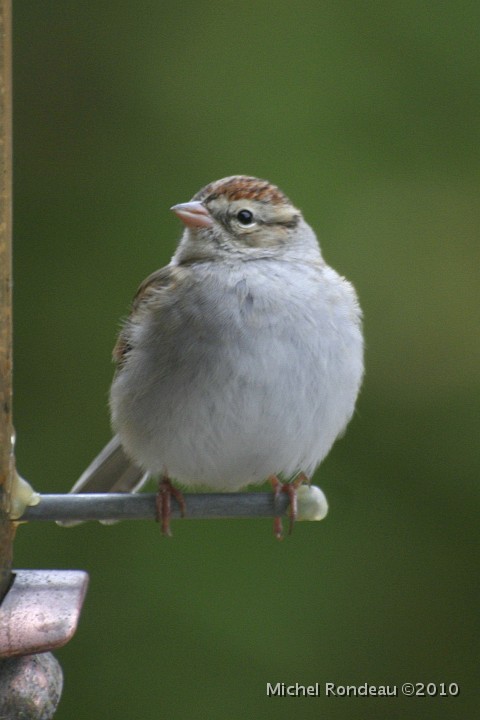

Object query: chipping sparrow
[65,176,364,537]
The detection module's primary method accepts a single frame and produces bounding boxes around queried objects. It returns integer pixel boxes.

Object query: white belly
[110,260,363,490]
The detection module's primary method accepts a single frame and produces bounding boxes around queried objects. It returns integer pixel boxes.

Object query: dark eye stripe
[262,215,300,229]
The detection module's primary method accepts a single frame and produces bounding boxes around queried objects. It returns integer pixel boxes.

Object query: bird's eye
[236,209,255,225]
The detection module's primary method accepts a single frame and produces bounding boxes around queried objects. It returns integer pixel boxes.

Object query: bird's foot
[270,473,308,540]
[155,475,186,536]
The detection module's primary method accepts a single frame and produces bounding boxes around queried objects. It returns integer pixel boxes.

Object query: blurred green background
[11,1,479,718]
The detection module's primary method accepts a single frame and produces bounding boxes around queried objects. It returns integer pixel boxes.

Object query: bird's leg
[155,472,186,537]
[270,475,284,540]
[270,473,308,539]
[286,472,308,535]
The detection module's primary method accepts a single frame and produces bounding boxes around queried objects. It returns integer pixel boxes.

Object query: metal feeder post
[0,4,89,717]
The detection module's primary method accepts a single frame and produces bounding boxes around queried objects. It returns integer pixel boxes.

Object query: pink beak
[171,201,213,228]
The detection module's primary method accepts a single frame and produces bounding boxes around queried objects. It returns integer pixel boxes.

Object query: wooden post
[0,0,14,600]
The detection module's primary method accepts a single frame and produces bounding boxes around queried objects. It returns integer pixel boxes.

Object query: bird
[63,175,364,538]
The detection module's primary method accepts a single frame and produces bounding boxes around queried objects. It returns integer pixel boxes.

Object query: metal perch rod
[20,492,293,522]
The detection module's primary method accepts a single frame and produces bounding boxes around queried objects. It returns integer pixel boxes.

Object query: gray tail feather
[58,434,150,527]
